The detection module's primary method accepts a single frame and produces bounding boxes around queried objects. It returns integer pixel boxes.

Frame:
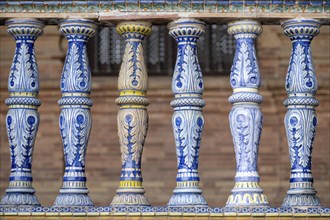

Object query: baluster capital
[6,18,44,42]
[116,21,152,40]
[228,20,262,40]
[281,18,320,42]
[59,19,97,42]
[168,18,205,42]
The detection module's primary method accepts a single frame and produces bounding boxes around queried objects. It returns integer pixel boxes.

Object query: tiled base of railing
[0,207,329,218]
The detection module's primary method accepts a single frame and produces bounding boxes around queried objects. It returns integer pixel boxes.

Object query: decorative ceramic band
[53,19,96,207]
[167,18,208,207]
[226,20,269,208]
[281,18,322,208]
[111,21,152,207]
[1,18,44,208]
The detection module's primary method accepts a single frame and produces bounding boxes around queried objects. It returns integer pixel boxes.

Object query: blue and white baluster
[53,19,97,207]
[111,21,152,207]
[1,18,44,207]
[226,20,269,207]
[281,19,322,208]
[167,19,208,207]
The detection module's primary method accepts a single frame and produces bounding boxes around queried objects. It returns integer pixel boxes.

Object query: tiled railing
[0,0,329,219]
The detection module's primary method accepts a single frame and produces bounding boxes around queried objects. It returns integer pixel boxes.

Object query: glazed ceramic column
[0,18,44,207]
[111,21,152,207]
[53,19,96,207]
[281,19,322,207]
[167,19,208,207]
[226,20,269,207]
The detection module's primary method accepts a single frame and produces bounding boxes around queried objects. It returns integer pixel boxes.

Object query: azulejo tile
[33,1,46,12]
[113,0,126,11]
[192,1,205,12]
[153,0,165,11]
[45,1,60,13]
[229,0,243,12]
[99,0,113,12]
[87,1,99,13]
[205,1,217,12]
[257,1,271,13]
[140,0,153,11]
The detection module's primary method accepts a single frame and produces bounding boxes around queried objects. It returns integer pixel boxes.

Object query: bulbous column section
[53,19,97,207]
[281,18,322,208]
[167,19,208,207]
[0,18,44,207]
[226,20,269,207]
[111,21,152,207]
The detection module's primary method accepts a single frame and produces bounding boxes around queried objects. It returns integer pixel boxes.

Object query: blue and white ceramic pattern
[111,21,152,207]
[167,18,208,207]
[53,19,97,207]
[281,18,322,208]
[226,20,269,207]
[1,18,44,207]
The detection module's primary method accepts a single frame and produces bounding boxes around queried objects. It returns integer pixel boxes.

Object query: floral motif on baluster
[230,41,260,89]
[173,111,204,168]
[119,42,147,89]
[7,110,39,168]
[230,108,262,172]
[61,44,91,92]
[9,44,39,92]
[286,44,317,94]
[281,18,322,208]
[173,44,203,92]
[118,109,148,166]
[59,109,91,167]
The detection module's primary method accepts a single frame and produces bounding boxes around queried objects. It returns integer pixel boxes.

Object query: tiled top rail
[0,206,330,217]
[0,1,329,24]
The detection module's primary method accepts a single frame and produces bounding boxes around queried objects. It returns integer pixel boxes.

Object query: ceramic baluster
[167,19,208,207]
[0,18,44,207]
[53,19,97,207]
[111,21,152,207]
[281,18,322,208]
[226,20,269,207]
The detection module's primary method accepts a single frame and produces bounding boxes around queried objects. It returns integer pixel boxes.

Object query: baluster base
[282,191,322,207]
[111,193,149,206]
[111,185,149,206]
[0,192,40,207]
[168,187,208,207]
[226,182,269,207]
[53,192,93,207]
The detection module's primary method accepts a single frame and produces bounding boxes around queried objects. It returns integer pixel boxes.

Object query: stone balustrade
[0,0,329,218]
